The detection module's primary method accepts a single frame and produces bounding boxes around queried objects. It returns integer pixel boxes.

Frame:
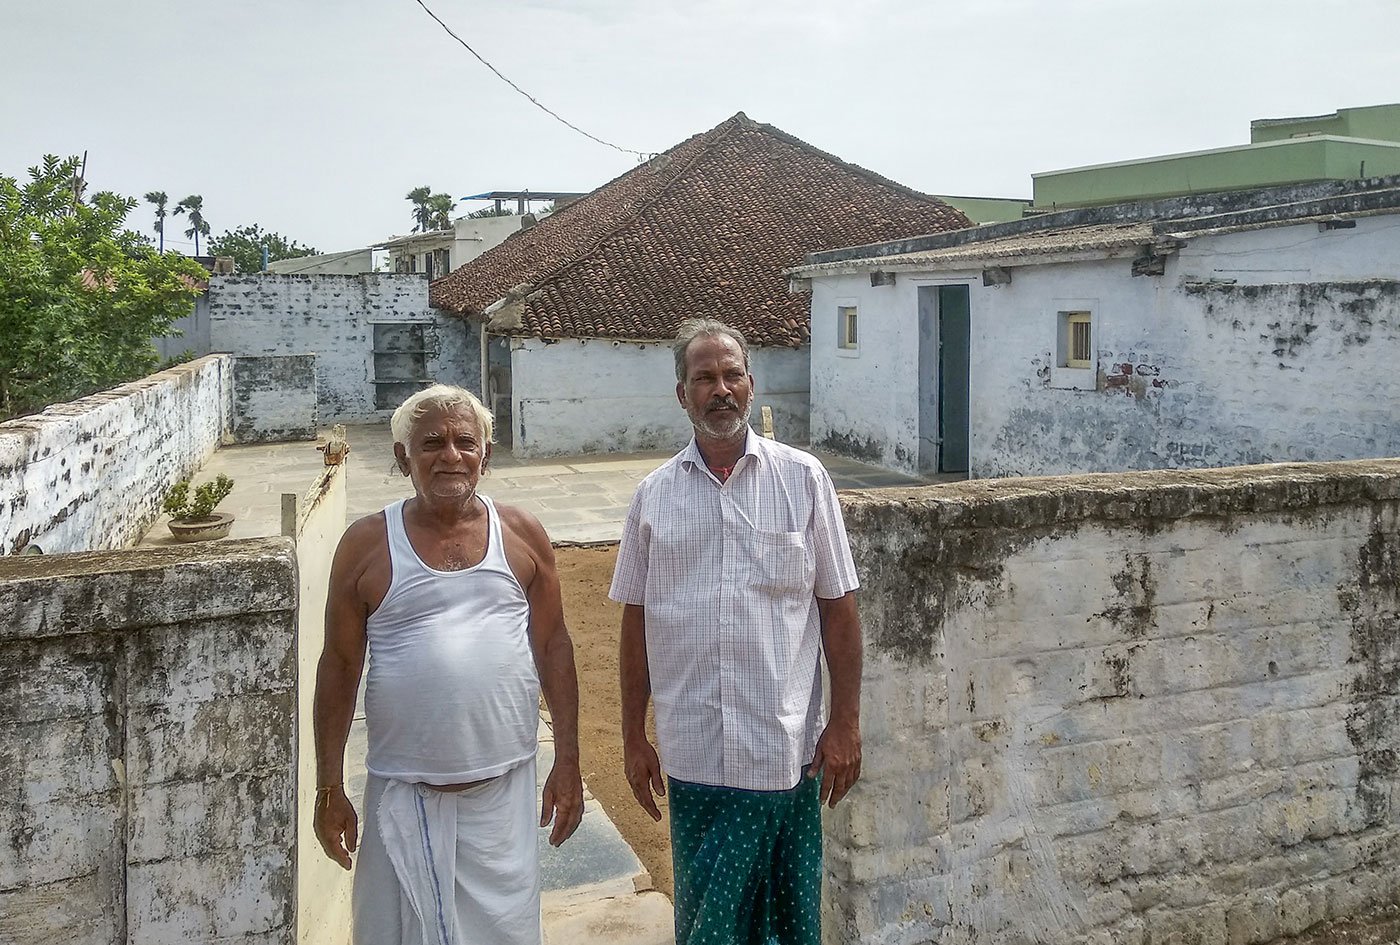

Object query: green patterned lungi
[669,774,822,945]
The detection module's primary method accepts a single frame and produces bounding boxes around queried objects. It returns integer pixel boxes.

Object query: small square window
[1059,311,1092,368]
[838,306,858,349]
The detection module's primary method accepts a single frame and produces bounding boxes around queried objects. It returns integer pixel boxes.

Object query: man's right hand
[314,786,359,870]
[623,738,666,822]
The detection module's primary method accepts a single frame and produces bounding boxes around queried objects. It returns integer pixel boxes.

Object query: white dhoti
[352,759,541,945]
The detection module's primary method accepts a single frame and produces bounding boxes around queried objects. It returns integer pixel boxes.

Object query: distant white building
[378,213,537,280]
[790,177,1400,478]
[429,113,972,457]
[266,247,377,275]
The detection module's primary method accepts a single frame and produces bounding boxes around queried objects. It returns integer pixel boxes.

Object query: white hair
[390,384,495,446]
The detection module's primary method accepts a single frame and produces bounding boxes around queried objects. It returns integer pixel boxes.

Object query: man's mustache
[707,397,741,411]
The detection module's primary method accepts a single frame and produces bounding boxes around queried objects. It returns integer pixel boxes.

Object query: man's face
[676,333,753,440]
[393,405,491,501]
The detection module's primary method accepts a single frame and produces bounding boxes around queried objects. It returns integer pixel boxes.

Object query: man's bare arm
[810,591,862,807]
[311,518,375,869]
[506,507,583,847]
[620,602,665,821]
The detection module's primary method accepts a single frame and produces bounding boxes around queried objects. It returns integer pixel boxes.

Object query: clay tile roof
[429,112,971,347]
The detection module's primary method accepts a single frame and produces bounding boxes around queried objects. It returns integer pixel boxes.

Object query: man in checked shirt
[610,318,863,945]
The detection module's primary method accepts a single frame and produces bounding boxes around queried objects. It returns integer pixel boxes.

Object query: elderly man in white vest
[313,384,583,945]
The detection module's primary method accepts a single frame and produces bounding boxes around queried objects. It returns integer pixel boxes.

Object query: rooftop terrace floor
[139,424,950,548]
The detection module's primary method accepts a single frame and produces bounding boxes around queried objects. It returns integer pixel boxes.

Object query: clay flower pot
[167,512,235,542]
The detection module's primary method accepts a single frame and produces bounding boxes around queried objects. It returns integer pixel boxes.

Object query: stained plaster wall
[809,214,1400,477]
[0,539,297,944]
[0,356,233,556]
[207,274,479,424]
[153,292,211,361]
[289,462,351,945]
[232,355,318,443]
[829,460,1400,945]
[508,337,810,457]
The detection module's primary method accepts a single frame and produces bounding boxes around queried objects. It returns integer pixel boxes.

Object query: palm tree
[406,186,433,233]
[427,193,455,230]
[173,194,210,256]
[145,191,168,251]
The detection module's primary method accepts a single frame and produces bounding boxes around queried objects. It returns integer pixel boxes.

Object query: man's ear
[676,380,687,409]
[482,442,492,475]
[393,442,410,476]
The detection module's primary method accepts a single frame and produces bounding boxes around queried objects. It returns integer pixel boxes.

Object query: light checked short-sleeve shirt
[608,429,860,792]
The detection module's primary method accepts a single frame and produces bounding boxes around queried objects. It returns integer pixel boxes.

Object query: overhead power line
[409,0,648,161]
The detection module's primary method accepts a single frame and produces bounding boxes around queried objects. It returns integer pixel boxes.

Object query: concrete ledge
[0,538,296,640]
[841,457,1400,531]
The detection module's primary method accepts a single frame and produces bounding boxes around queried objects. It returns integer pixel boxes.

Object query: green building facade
[1033,103,1400,210]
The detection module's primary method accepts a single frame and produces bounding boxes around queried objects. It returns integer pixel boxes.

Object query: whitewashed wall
[830,460,1400,945]
[207,274,479,424]
[0,539,298,944]
[290,463,352,945]
[809,214,1400,477]
[509,338,810,458]
[0,356,232,556]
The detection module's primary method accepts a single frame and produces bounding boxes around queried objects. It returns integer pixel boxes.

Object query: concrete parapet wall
[0,538,297,944]
[208,273,479,424]
[233,355,319,443]
[0,355,233,556]
[829,460,1400,945]
[288,462,351,945]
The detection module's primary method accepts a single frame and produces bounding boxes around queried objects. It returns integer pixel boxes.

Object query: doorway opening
[916,284,971,475]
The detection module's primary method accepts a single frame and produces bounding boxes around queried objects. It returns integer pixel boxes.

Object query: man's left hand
[540,758,584,846]
[809,716,861,808]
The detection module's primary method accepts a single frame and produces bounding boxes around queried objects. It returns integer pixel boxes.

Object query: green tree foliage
[0,154,207,420]
[145,190,168,251]
[426,193,455,229]
[208,224,318,273]
[173,194,210,255]
[466,205,515,218]
[406,185,455,232]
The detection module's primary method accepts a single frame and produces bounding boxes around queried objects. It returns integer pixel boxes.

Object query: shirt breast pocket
[750,530,811,595]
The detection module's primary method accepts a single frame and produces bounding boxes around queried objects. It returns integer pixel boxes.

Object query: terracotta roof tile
[429,113,971,346]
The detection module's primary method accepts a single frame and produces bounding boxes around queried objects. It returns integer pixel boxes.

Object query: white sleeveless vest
[364,495,540,784]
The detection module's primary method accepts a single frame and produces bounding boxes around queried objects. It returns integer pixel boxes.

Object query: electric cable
[409,0,649,161]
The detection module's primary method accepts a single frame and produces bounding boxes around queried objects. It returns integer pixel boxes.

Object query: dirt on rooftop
[559,544,673,899]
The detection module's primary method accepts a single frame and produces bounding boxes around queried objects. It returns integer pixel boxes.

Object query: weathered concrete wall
[0,538,297,944]
[0,356,232,556]
[207,274,480,424]
[509,338,810,457]
[828,460,1400,945]
[154,292,211,361]
[233,355,318,443]
[289,462,352,945]
[809,214,1400,477]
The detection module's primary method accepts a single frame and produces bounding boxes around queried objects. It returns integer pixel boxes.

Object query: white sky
[3,0,1398,253]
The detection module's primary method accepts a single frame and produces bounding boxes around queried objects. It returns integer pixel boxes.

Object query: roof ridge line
[745,118,951,207]
[443,121,738,314]
[501,114,749,306]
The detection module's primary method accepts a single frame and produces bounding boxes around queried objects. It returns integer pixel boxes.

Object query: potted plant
[163,474,236,542]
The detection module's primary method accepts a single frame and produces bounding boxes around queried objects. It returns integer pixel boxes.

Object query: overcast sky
[4,0,1397,254]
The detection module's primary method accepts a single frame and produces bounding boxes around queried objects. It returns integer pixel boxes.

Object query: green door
[937,285,970,474]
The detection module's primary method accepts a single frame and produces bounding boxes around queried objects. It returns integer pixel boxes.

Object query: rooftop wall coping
[839,458,1400,531]
[0,354,228,443]
[800,175,1400,268]
[0,537,296,641]
[1031,133,1400,179]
